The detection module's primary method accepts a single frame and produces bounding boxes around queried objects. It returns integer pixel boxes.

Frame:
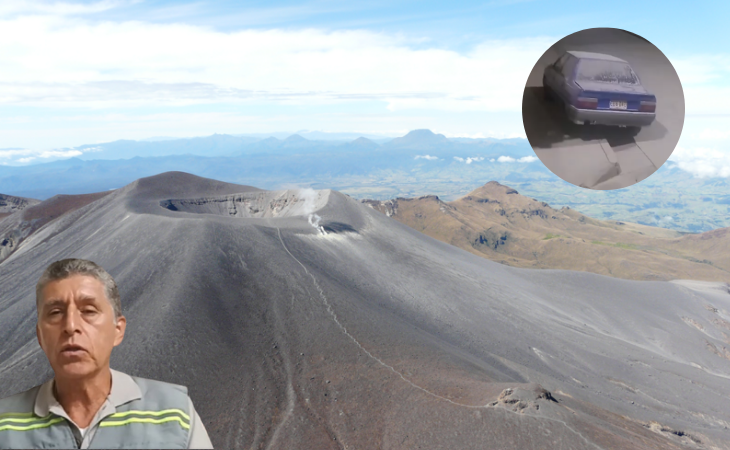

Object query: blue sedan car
[543,51,656,133]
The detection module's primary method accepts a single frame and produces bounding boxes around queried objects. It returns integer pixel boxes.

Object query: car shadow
[522,86,668,149]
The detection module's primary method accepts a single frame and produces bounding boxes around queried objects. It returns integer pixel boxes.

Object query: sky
[1,0,730,176]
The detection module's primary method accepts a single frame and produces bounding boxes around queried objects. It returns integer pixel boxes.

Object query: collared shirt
[33,369,213,449]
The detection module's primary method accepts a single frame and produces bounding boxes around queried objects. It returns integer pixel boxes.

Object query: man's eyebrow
[43,295,98,308]
[42,299,67,309]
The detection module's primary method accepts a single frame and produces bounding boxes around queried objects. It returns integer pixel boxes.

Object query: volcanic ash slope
[1,172,729,450]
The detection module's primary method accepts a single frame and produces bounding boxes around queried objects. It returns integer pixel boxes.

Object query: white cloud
[0,0,134,16]
[496,155,536,163]
[39,149,82,158]
[415,154,439,160]
[0,147,82,163]
[672,54,730,116]
[677,116,730,149]
[0,148,32,158]
[672,55,730,85]
[452,156,487,164]
[669,146,730,178]
[0,15,556,112]
[9,11,730,146]
[697,128,730,141]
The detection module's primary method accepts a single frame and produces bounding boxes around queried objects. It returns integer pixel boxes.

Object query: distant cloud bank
[669,146,730,178]
[415,155,439,160]
[453,156,485,164]
[3,1,728,150]
[0,15,553,114]
[497,155,537,163]
[452,155,537,164]
[0,148,82,164]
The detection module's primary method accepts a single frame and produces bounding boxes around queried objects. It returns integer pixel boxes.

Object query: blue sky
[1,0,729,175]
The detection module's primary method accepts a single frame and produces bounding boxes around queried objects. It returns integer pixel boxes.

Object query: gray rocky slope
[0,194,39,216]
[1,172,729,449]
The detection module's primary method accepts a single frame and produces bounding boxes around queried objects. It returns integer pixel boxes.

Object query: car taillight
[576,97,598,109]
[640,101,656,112]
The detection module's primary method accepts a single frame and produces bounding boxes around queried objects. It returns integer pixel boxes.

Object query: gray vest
[0,377,191,449]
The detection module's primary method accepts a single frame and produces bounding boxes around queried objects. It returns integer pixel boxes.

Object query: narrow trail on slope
[264,294,298,450]
[276,227,604,450]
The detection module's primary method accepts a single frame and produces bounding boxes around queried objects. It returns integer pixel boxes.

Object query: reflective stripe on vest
[0,413,65,432]
[99,409,191,430]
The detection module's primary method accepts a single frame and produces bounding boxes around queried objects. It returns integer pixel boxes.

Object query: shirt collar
[34,368,142,418]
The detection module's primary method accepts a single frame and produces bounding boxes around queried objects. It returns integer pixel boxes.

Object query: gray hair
[36,258,122,320]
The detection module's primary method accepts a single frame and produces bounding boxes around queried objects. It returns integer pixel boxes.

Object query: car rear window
[576,59,639,85]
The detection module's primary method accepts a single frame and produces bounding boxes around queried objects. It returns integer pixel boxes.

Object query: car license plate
[610,100,627,110]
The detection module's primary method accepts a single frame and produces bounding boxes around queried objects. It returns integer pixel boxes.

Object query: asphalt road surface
[522,28,685,190]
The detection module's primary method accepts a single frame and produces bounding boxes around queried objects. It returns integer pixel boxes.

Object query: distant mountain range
[364,181,730,282]
[0,130,536,199]
[235,130,395,142]
[65,129,532,160]
[1,129,729,233]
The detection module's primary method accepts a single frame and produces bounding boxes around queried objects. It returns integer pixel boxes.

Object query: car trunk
[574,81,655,112]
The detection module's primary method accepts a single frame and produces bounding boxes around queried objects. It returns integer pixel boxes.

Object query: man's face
[36,275,126,380]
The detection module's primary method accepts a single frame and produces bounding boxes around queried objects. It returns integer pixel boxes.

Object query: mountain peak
[406,129,436,136]
[466,181,519,198]
[129,171,258,201]
[487,181,518,193]
[348,137,378,148]
[403,129,447,141]
[285,134,307,142]
[386,129,450,149]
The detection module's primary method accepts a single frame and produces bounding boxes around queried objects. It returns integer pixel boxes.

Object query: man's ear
[113,315,126,347]
[36,321,41,348]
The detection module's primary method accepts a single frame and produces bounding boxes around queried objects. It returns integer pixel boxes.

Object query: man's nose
[62,308,82,334]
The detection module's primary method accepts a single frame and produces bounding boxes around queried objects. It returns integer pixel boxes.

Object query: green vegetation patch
[542,233,564,240]
[591,240,639,250]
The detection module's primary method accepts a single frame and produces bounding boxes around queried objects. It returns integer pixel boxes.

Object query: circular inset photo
[521,27,684,190]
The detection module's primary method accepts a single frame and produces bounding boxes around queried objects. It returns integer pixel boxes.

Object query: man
[0,258,214,449]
